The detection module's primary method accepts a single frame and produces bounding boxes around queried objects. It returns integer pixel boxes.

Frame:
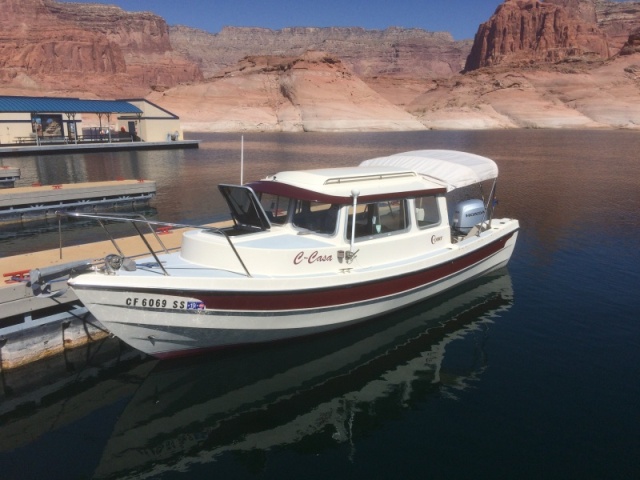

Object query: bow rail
[56,212,251,277]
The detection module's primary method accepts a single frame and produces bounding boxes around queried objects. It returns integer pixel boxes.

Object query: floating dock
[0,139,199,157]
[0,179,156,224]
[0,224,187,370]
[0,166,20,188]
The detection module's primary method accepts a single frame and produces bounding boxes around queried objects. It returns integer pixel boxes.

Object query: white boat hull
[71,227,518,358]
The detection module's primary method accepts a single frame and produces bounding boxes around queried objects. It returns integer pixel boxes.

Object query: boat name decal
[125,297,205,310]
[431,235,443,244]
[293,250,333,265]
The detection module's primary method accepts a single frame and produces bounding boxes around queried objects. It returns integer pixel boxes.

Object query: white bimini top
[360,150,499,192]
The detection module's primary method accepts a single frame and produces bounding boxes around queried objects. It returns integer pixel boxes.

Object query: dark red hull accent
[247,180,446,205]
[79,231,516,312]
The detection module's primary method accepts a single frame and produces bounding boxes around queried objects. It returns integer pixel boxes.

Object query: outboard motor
[451,199,486,235]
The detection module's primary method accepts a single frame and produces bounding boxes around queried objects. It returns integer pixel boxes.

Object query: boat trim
[247,180,446,204]
[72,230,516,313]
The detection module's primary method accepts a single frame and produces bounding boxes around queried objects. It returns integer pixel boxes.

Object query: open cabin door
[219,184,272,231]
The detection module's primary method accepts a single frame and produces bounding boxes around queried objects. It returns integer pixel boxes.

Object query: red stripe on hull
[84,231,516,312]
[196,231,514,310]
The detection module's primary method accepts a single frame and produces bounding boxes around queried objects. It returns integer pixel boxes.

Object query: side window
[348,200,408,238]
[259,193,290,225]
[293,201,339,234]
[415,195,440,228]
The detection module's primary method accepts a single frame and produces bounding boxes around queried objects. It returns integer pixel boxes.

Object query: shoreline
[180,124,638,133]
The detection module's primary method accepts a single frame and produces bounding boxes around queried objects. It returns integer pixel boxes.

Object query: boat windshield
[219,185,272,231]
[258,193,291,225]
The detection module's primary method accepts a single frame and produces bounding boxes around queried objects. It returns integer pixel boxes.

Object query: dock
[0,139,199,157]
[0,179,156,223]
[0,219,234,370]
[0,224,187,370]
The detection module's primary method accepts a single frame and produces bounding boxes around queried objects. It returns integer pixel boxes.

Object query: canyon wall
[0,0,202,97]
[1,0,640,131]
[595,0,640,51]
[464,0,610,71]
[169,25,472,79]
[148,52,426,132]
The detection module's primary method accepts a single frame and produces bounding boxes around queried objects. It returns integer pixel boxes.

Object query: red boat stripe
[83,231,515,312]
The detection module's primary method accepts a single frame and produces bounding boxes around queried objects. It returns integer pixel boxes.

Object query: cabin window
[293,201,339,234]
[348,200,408,238]
[259,193,290,225]
[414,195,441,228]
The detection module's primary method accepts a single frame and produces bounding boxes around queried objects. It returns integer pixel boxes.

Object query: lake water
[0,130,639,479]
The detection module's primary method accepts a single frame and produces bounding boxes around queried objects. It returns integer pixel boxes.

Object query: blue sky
[60,0,506,40]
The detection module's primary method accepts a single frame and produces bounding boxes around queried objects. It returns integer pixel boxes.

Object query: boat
[60,149,519,358]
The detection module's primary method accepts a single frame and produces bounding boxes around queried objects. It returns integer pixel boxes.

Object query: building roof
[0,96,142,114]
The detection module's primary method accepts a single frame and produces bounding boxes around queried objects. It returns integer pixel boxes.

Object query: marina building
[0,95,183,145]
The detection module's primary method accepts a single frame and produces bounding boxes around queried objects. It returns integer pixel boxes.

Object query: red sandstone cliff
[0,0,202,97]
[464,0,610,71]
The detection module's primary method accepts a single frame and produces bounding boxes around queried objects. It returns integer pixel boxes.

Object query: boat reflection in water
[94,270,514,479]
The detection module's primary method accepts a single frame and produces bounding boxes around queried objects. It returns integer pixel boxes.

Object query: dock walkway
[0,224,190,370]
[0,139,199,157]
[0,219,234,370]
[0,179,157,224]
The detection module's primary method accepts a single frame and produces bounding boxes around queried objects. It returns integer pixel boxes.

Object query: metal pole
[35,112,41,147]
[58,215,63,260]
[350,189,359,253]
[240,135,244,185]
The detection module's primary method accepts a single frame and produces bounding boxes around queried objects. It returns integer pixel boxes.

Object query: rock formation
[595,0,640,52]
[0,0,202,97]
[147,51,426,132]
[1,0,640,131]
[409,53,640,129]
[464,0,610,71]
[620,27,640,54]
[170,26,472,79]
[547,0,598,24]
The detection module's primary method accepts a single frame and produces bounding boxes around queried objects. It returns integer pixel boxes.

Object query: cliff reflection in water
[93,270,514,479]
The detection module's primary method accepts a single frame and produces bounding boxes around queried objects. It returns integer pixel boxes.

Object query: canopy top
[359,150,499,191]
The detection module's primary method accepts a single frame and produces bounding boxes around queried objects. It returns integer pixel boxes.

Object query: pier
[0,139,199,157]
[0,179,156,224]
[0,224,187,370]
[0,218,234,370]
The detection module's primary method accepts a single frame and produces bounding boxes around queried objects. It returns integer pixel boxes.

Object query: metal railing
[56,212,252,277]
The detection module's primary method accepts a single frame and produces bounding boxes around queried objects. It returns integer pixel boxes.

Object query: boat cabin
[180,151,498,277]
[179,167,454,277]
[220,166,447,239]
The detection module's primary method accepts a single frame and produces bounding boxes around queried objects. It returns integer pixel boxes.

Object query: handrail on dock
[56,212,252,277]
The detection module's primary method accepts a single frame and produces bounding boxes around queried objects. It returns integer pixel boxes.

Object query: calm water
[0,130,639,479]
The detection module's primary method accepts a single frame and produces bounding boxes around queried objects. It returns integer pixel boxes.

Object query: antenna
[240,135,244,185]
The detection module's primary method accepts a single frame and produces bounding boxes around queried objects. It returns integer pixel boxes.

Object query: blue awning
[0,96,142,114]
